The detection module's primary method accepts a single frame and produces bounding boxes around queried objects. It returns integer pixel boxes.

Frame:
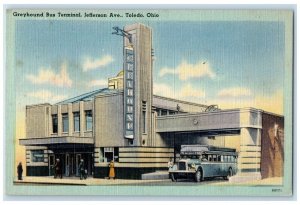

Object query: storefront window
[31,150,44,162]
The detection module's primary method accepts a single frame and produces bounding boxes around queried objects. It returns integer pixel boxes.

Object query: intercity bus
[169,145,238,182]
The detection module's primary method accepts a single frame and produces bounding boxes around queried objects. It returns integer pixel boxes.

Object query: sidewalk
[13,176,283,186]
[13,176,170,186]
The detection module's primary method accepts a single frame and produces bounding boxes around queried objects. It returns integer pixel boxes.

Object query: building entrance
[49,152,93,177]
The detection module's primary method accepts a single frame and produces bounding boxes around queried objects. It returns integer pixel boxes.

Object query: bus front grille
[178,162,186,170]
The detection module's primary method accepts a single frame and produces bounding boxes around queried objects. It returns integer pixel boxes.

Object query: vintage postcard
[5,8,293,196]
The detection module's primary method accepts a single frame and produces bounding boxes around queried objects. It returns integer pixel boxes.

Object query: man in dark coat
[17,162,23,180]
[53,158,63,179]
[78,159,85,180]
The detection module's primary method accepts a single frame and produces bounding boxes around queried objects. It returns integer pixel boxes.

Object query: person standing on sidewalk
[108,160,115,180]
[53,158,62,179]
[79,159,85,180]
[168,158,174,170]
[17,162,23,180]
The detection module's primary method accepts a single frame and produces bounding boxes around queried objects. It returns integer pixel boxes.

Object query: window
[169,111,176,115]
[85,110,93,131]
[62,113,69,133]
[31,150,44,162]
[213,155,217,161]
[73,112,80,132]
[161,109,167,116]
[104,147,114,163]
[52,114,58,133]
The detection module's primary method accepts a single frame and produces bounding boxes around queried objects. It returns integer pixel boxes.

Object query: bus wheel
[195,170,202,182]
[171,173,177,182]
[226,168,233,180]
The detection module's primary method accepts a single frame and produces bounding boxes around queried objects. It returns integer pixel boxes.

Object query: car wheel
[171,173,177,182]
[195,170,202,182]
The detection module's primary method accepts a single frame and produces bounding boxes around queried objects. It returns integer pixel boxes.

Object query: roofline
[95,90,123,98]
[261,110,284,118]
[55,88,108,105]
[153,95,208,108]
[26,103,51,108]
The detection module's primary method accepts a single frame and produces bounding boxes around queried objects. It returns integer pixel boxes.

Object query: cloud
[87,79,107,88]
[153,83,205,100]
[217,87,252,97]
[26,62,72,87]
[26,90,67,102]
[159,60,216,80]
[83,55,113,71]
[208,89,283,115]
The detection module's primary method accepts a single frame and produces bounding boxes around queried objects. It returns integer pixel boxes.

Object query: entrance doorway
[75,154,81,176]
[48,152,93,177]
[65,153,70,176]
[49,154,55,176]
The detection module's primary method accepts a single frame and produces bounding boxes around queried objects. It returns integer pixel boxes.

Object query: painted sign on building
[124,46,135,139]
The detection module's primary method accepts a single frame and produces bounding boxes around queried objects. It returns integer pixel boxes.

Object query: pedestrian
[57,158,63,179]
[54,158,62,179]
[108,160,115,180]
[79,159,85,180]
[17,162,23,180]
[168,158,174,170]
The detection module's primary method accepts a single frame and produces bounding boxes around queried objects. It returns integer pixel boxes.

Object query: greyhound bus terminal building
[19,23,284,180]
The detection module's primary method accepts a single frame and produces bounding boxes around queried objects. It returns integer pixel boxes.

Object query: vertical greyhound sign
[124,46,135,139]
[112,26,135,139]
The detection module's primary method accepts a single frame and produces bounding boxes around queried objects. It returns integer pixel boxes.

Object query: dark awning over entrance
[19,136,94,146]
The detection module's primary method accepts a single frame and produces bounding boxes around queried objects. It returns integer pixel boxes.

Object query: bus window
[213,155,217,161]
[201,154,208,161]
[208,155,213,161]
[217,155,221,162]
[224,156,228,162]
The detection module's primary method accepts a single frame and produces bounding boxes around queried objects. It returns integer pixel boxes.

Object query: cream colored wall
[94,93,125,147]
[26,104,50,138]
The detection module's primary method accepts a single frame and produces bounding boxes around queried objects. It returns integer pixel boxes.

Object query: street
[13,176,240,186]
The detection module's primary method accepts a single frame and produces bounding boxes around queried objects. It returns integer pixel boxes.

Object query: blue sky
[14,20,285,114]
